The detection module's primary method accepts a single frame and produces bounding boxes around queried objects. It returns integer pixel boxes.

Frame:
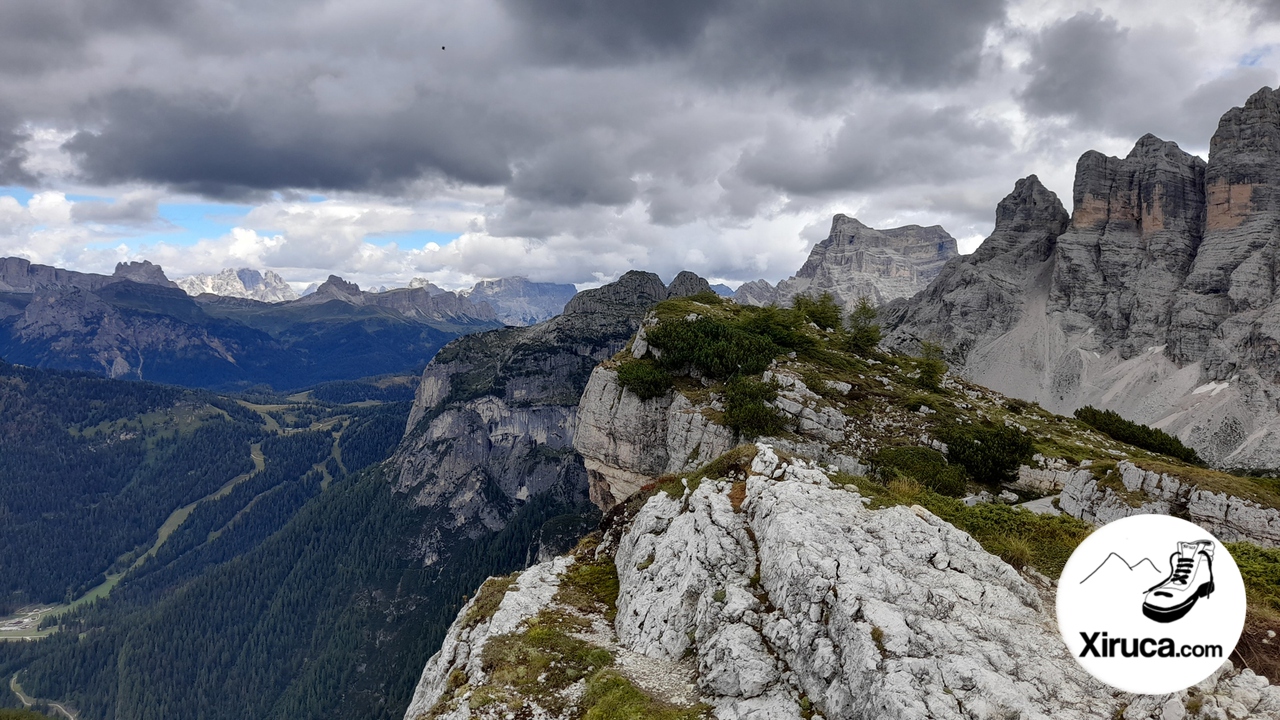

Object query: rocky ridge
[392,270,713,564]
[293,275,498,324]
[884,87,1280,469]
[735,215,957,308]
[405,444,1280,720]
[176,267,299,302]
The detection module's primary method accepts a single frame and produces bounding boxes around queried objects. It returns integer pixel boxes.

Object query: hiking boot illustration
[1142,540,1215,623]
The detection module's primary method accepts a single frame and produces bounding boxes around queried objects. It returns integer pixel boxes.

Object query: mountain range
[178,269,578,327]
[0,259,501,390]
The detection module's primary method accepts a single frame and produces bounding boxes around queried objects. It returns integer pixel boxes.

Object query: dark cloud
[734,106,1013,197]
[64,89,521,198]
[499,0,726,64]
[69,193,160,225]
[1019,12,1277,146]
[0,0,190,75]
[503,0,1005,88]
[0,117,34,186]
[507,137,638,207]
[696,0,1005,88]
[1018,11,1127,126]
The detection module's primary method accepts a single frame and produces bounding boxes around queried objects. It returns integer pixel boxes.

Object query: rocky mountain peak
[112,260,176,287]
[463,276,578,326]
[1204,85,1280,229]
[562,270,669,316]
[1069,134,1206,236]
[736,213,959,309]
[983,174,1075,251]
[665,270,713,298]
[176,267,299,302]
[313,275,361,299]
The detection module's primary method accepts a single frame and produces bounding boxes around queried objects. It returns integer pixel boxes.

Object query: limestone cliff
[736,215,958,308]
[886,87,1280,469]
[391,270,715,563]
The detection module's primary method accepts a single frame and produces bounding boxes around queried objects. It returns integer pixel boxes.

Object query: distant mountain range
[178,269,577,327]
[0,259,502,391]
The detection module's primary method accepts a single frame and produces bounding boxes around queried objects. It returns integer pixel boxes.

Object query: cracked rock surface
[406,444,1280,719]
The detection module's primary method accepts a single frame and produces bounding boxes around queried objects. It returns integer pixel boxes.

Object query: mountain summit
[737,215,958,308]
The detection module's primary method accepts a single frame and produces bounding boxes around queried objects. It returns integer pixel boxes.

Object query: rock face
[0,256,175,293]
[574,365,736,508]
[176,268,298,302]
[886,87,1280,469]
[463,276,578,326]
[392,270,716,563]
[736,215,958,308]
[1057,461,1280,548]
[405,444,1280,720]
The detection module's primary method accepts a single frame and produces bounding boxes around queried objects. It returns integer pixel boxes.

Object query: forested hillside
[0,360,592,719]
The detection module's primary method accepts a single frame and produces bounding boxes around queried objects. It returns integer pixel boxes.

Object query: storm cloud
[0,0,1276,288]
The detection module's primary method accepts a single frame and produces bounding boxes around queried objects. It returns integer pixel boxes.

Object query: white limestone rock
[1058,460,1280,547]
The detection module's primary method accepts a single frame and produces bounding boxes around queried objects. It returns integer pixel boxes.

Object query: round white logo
[1056,514,1246,695]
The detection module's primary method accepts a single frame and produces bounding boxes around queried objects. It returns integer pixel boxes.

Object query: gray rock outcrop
[405,444,1280,719]
[574,365,736,508]
[886,87,1280,469]
[736,215,958,309]
[1057,461,1280,548]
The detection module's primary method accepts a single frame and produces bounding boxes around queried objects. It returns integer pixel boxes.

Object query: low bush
[1075,406,1203,465]
[646,316,779,379]
[615,359,674,400]
[723,376,784,439]
[938,422,1035,486]
[873,445,968,497]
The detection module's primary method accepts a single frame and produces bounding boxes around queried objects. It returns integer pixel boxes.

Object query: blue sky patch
[365,229,461,249]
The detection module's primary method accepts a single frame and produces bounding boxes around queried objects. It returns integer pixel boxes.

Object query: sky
[0,0,1277,291]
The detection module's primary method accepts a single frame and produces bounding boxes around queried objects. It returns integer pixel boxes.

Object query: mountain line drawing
[1080,553,1162,584]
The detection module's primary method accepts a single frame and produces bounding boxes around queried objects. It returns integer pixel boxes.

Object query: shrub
[735,305,814,353]
[938,422,1035,486]
[646,316,779,379]
[1075,406,1203,465]
[615,359,674,400]
[915,341,948,392]
[873,445,968,497]
[843,297,881,356]
[792,292,844,331]
[723,376,784,439]
[1229,542,1280,612]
